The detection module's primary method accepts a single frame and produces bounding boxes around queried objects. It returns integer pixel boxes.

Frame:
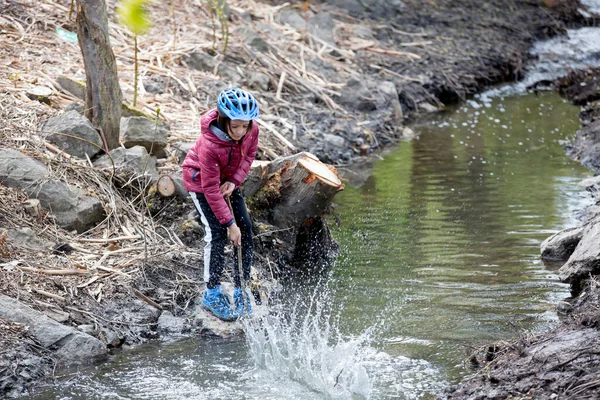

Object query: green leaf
[117,0,152,35]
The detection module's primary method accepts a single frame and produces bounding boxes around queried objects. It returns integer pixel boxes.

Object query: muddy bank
[441,68,600,400]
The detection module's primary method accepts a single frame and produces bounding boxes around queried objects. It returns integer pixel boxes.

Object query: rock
[94,146,158,181]
[0,150,104,233]
[419,102,440,113]
[100,327,122,347]
[238,26,269,52]
[238,9,252,22]
[578,175,600,188]
[157,311,186,335]
[185,51,218,73]
[354,25,374,39]
[43,308,70,323]
[279,8,306,30]
[323,133,346,147]
[0,149,50,187]
[78,324,96,336]
[328,0,366,16]
[556,300,574,314]
[217,64,242,84]
[363,0,405,18]
[0,294,106,362]
[337,77,377,111]
[56,75,86,100]
[120,116,169,158]
[53,195,106,233]
[245,71,270,91]
[402,127,416,139]
[541,225,585,261]
[172,141,195,164]
[42,110,103,159]
[558,220,600,289]
[144,80,165,94]
[2,227,51,250]
[65,102,84,114]
[306,58,337,81]
[307,12,336,45]
[26,86,52,104]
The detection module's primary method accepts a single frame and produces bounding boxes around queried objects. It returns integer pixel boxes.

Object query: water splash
[243,289,372,399]
[242,285,446,400]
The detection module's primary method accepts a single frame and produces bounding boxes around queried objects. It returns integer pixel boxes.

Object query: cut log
[243,152,343,228]
[26,86,52,104]
[151,174,188,199]
[156,175,176,197]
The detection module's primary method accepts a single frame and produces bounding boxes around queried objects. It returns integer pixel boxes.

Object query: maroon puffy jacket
[182,109,259,225]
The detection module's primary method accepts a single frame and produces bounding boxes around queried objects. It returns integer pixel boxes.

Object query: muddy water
[34,91,592,400]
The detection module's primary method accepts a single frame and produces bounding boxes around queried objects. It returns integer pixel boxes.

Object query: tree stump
[243,152,344,269]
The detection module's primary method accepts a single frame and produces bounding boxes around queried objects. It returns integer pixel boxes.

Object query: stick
[17,266,89,276]
[276,71,287,100]
[365,47,421,59]
[225,197,247,316]
[133,289,163,310]
[256,118,296,150]
[75,235,142,243]
[34,289,66,302]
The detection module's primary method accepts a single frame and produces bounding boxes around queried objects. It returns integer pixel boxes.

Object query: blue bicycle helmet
[217,88,260,121]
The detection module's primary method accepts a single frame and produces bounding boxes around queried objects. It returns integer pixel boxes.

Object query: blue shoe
[234,288,253,316]
[202,286,238,321]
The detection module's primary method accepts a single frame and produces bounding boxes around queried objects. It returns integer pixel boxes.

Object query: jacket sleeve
[199,146,234,226]
[230,128,259,186]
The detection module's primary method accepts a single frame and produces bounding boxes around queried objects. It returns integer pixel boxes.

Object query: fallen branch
[33,289,66,302]
[133,289,163,310]
[17,266,89,276]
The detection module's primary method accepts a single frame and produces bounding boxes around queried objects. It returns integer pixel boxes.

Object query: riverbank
[440,68,600,399]
[0,0,595,397]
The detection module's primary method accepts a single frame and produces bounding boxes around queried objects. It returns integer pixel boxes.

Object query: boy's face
[228,120,249,141]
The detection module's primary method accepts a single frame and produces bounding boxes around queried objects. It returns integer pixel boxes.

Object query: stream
[34,20,600,400]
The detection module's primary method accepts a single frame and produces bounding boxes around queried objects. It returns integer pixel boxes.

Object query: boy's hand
[220,181,235,197]
[228,223,241,246]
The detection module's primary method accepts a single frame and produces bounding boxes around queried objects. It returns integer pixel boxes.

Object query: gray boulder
[157,311,187,335]
[337,77,377,111]
[42,111,103,159]
[94,146,158,181]
[245,71,270,91]
[238,26,269,52]
[56,75,86,100]
[279,8,306,30]
[53,195,106,233]
[0,294,106,362]
[65,102,85,114]
[0,149,49,187]
[559,220,600,288]
[217,64,243,84]
[323,133,346,148]
[120,116,169,158]
[0,150,105,233]
[1,227,51,250]
[185,51,218,73]
[307,13,336,45]
[541,225,585,261]
[172,141,195,164]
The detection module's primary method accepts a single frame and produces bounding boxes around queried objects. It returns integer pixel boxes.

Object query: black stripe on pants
[190,189,253,289]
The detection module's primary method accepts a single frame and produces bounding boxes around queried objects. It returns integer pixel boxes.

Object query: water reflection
[331,91,592,384]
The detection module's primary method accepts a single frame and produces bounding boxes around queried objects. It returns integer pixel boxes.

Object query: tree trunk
[76,0,122,151]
